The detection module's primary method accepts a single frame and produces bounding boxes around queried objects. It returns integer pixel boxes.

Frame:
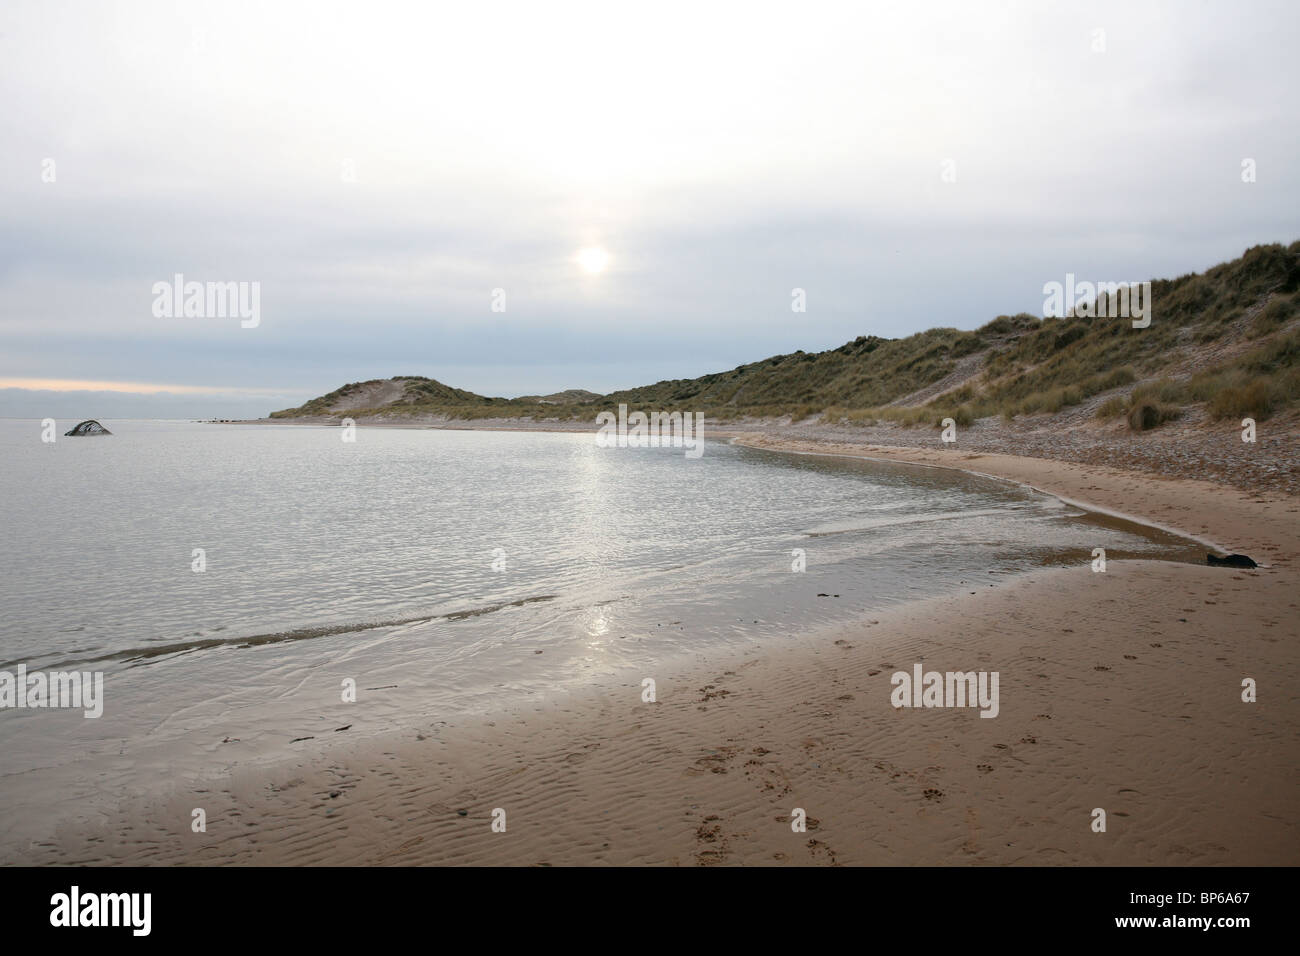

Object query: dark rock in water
[1207,553,1257,569]
[64,420,111,436]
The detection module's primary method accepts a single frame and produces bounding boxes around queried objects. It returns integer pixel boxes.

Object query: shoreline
[245,416,1295,558]
[725,436,1256,559]
[9,437,1298,866]
[233,406,1300,496]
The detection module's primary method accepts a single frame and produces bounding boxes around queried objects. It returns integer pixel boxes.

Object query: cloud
[1,0,1297,411]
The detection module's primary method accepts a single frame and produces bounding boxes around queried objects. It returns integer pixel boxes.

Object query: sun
[577,247,610,274]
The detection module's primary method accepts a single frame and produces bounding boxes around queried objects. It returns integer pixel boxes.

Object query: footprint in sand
[805,838,838,864]
[745,756,793,795]
[694,817,729,865]
[690,749,737,775]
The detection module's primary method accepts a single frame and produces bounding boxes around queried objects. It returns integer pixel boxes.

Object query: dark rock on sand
[1207,553,1258,569]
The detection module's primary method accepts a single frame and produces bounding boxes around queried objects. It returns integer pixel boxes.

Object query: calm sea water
[0,419,1202,851]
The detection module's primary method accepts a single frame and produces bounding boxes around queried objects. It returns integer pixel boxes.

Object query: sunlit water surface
[0,420,1203,851]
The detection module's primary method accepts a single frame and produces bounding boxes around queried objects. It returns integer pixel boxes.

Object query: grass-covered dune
[270,241,1300,430]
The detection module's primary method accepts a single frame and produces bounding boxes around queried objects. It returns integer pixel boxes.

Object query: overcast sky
[2,0,1297,419]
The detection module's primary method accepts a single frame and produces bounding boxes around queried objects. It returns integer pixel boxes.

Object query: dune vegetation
[271,242,1300,431]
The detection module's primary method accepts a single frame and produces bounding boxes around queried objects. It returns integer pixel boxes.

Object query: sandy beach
[18,437,1298,867]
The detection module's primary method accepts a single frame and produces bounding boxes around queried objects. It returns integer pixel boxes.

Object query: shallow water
[0,419,1203,851]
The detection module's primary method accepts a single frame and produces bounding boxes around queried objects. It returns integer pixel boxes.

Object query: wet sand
[16,441,1300,866]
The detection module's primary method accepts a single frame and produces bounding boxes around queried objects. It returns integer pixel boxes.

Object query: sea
[0,418,1204,853]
